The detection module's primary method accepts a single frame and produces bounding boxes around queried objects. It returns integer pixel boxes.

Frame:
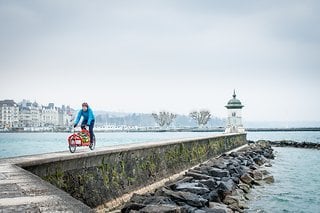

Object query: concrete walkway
[0,153,94,212]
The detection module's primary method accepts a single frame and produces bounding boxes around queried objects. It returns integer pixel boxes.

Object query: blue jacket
[74,107,95,126]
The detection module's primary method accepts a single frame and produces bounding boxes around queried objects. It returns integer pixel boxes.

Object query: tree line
[95,110,223,128]
[152,110,212,128]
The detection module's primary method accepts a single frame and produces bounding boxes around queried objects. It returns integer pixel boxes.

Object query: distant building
[225,90,245,133]
[41,104,59,127]
[0,99,75,130]
[19,100,41,127]
[0,100,19,129]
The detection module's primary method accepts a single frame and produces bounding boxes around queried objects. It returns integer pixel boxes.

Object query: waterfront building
[19,100,41,127]
[0,100,19,129]
[41,103,59,127]
[225,90,245,133]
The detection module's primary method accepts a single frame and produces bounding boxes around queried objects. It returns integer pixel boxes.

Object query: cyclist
[74,102,95,145]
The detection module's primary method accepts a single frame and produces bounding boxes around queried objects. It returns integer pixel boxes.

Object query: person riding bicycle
[74,102,95,145]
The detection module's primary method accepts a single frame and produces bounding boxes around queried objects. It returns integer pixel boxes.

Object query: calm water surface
[246,147,320,213]
[0,131,319,158]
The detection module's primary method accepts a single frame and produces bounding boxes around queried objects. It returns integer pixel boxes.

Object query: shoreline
[121,141,275,213]
[255,140,320,149]
[1,127,320,133]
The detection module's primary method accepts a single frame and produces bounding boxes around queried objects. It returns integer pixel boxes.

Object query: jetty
[0,133,247,212]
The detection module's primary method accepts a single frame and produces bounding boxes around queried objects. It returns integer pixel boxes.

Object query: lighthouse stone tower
[225,90,245,133]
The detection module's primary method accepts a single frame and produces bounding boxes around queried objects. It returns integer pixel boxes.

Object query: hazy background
[0,0,319,123]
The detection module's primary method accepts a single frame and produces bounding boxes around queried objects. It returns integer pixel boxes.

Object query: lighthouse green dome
[225,90,244,109]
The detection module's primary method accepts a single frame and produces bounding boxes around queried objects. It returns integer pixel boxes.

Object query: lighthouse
[225,90,245,133]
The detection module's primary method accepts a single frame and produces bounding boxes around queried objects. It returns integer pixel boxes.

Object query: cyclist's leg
[89,120,95,143]
[81,120,87,130]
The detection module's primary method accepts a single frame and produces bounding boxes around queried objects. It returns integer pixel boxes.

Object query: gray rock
[217,179,236,196]
[229,152,239,158]
[185,171,211,180]
[189,168,209,175]
[198,208,229,213]
[240,173,254,185]
[265,163,272,167]
[249,165,259,170]
[139,204,183,213]
[194,210,206,213]
[260,169,270,175]
[253,156,267,166]
[179,204,197,212]
[143,196,175,205]
[121,202,145,213]
[252,170,263,180]
[231,176,240,184]
[203,190,220,202]
[223,195,240,207]
[160,188,208,207]
[175,182,209,195]
[198,179,217,190]
[223,195,247,212]
[263,175,275,184]
[209,168,230,178]
[209,202,233,213]
[238,183,250,193]
[210,159,228,169]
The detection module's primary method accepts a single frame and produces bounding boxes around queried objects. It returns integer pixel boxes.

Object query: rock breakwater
[255,140,320,149]
[121,142,275,213]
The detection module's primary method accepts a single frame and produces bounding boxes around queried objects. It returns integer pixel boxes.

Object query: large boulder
[252,170,263,180]
[263,175,275,184]
[216,179,236,197]
[203,190,220,203]
[240,173,254,185]
[159,188,208,207]
[121,194,176,213]
[260,169,270,176]
[222,195,241,211]
[229,152,239,158]
[121,202,145,213]
[209,168,230,178]
[238,183,250,193]
[210,159,228,169]
[185,171,212,180]
[253,155,267,166]
[198,179,217,190]
[143,196,176,205]
[209,202,233,213]
[139,204,183,213]
[175,182,210,195]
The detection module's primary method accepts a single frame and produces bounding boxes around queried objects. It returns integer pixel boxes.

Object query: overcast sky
[0,0,319,122]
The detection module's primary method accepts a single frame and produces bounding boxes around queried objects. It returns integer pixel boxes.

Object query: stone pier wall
[22,133,247,210]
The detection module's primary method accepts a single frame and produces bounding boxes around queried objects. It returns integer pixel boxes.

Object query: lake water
[0,131,319,212]
[246,147,320,213]
[0,131,319,159]
[0,131,220,158]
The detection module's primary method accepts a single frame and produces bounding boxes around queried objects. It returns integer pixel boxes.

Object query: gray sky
[0,0,319,122]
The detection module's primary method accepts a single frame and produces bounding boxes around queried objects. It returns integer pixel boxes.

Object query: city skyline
[1,1,319,122]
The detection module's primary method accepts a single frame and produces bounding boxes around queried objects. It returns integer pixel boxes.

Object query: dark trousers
[81,120,95,143]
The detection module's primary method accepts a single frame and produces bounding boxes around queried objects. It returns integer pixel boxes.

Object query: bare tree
[189,110,211,127]
[152,111,176,128]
